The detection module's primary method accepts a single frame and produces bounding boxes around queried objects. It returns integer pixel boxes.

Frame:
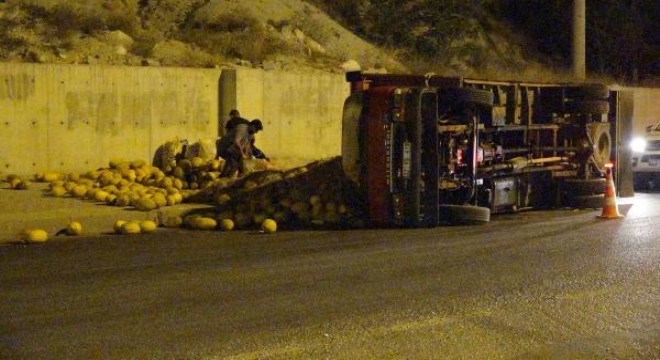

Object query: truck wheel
[439,205,490,225]
[564,100,610,114]
[565,194,604,209]
[590,125,612,169]
[565,84,610,100]
[443,88,494,108]
[563,178,606,196]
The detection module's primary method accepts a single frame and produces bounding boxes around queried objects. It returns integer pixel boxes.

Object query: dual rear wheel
[562,178,606,209]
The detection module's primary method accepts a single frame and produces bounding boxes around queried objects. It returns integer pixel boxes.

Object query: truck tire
[444,88,494,108]
[565,84,610,100]
[563,178,606,196]
[565,194,604,209]
[564,100,610,114]
[439,205,490,225]
[589,125,612,168]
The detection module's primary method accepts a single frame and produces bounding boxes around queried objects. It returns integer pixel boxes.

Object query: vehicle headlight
[631,137,647,153]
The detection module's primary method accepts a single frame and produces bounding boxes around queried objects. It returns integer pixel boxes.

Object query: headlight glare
[631,137,647,153]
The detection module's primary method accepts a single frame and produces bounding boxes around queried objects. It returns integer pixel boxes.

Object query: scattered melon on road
[139,220,158,233]
[21,229,49,243]
[66,221,83,236]
[261,219,277,234]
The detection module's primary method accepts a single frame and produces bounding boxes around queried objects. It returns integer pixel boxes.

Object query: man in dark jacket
[224,109,246,132]
[217,119,265,177]
[247,118,269,161]
[225,110,269,161]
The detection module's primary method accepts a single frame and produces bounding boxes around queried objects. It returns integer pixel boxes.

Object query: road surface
[1,194,659,359]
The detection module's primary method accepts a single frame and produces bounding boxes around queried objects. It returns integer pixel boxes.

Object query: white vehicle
[631,121,660,189]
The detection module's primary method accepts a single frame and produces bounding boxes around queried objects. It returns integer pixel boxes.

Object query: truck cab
[342,72,619,227]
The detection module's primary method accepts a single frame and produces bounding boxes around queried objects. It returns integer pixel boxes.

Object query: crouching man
[216,119,264,178]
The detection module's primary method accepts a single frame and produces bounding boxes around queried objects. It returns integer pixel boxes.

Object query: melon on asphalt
[93,190,110,202]
[22,229,49,243]
[164,215,183,228]
[139,220,158,234]
[261,219,277,234]
[50,186,67,197]
[220,218,234,231]
[120,221,141,235]
[113,220,127,234]
[66,221,82,236]
[188,217,217,230]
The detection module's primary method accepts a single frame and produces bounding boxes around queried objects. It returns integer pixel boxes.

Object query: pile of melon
[33,159,190,212]
[183,157,366,230]
[3,174,31,190]
[5,138,364,232]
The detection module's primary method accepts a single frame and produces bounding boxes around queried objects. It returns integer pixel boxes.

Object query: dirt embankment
[0,0,406,73]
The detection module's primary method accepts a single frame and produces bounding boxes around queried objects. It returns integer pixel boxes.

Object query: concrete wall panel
[0,64,219,176]
[617,86,660,135]
[234,68,349,167]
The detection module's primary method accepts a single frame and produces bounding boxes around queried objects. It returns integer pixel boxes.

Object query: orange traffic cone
[598,167,624,219]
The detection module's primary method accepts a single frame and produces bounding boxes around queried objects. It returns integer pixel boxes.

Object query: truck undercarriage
[342,72,620,227]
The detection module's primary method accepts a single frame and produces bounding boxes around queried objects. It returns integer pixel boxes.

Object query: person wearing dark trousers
[224,110,269,162]
[217,119,264,177]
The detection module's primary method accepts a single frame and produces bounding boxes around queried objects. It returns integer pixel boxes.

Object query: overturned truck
[341,71,622,227]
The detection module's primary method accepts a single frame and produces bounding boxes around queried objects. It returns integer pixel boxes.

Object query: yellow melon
[164,215,183,228]
[22,229,49,243]
[139,220,158,234]
[130,159,147,169]
[220,218,235,231]
[68,172,81,182]
[43,172,62,182]
[120,221,141,235]
[13,179,30,190]
[93,190,110,203]
[261,219,277,234]
[135,197,157,211]
[66,221,82,236]
[50,186,67,197]
[215,193,231,205]
[113,220,127,234]
[189,217,217,230]
[105,194,118,205]
[70,185,88,198]
[191,157,205,169]
[152,193,167,208]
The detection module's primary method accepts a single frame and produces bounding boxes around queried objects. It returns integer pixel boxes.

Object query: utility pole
[572,0,586,80]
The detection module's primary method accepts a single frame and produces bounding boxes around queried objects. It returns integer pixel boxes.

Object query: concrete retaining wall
[1,64,349,176]
[0,63,218,175]
[627,87,660,135]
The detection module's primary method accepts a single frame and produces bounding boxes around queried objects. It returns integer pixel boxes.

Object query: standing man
[224,109,245,132]
[217,119,264,178]
[225,110,269,161]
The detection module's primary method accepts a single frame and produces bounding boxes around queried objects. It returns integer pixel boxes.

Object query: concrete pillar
[219,69,237,136]
[572,0,586,80]
[615,90,635,197]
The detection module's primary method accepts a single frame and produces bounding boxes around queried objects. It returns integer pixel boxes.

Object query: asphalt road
[1,194,659,359]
